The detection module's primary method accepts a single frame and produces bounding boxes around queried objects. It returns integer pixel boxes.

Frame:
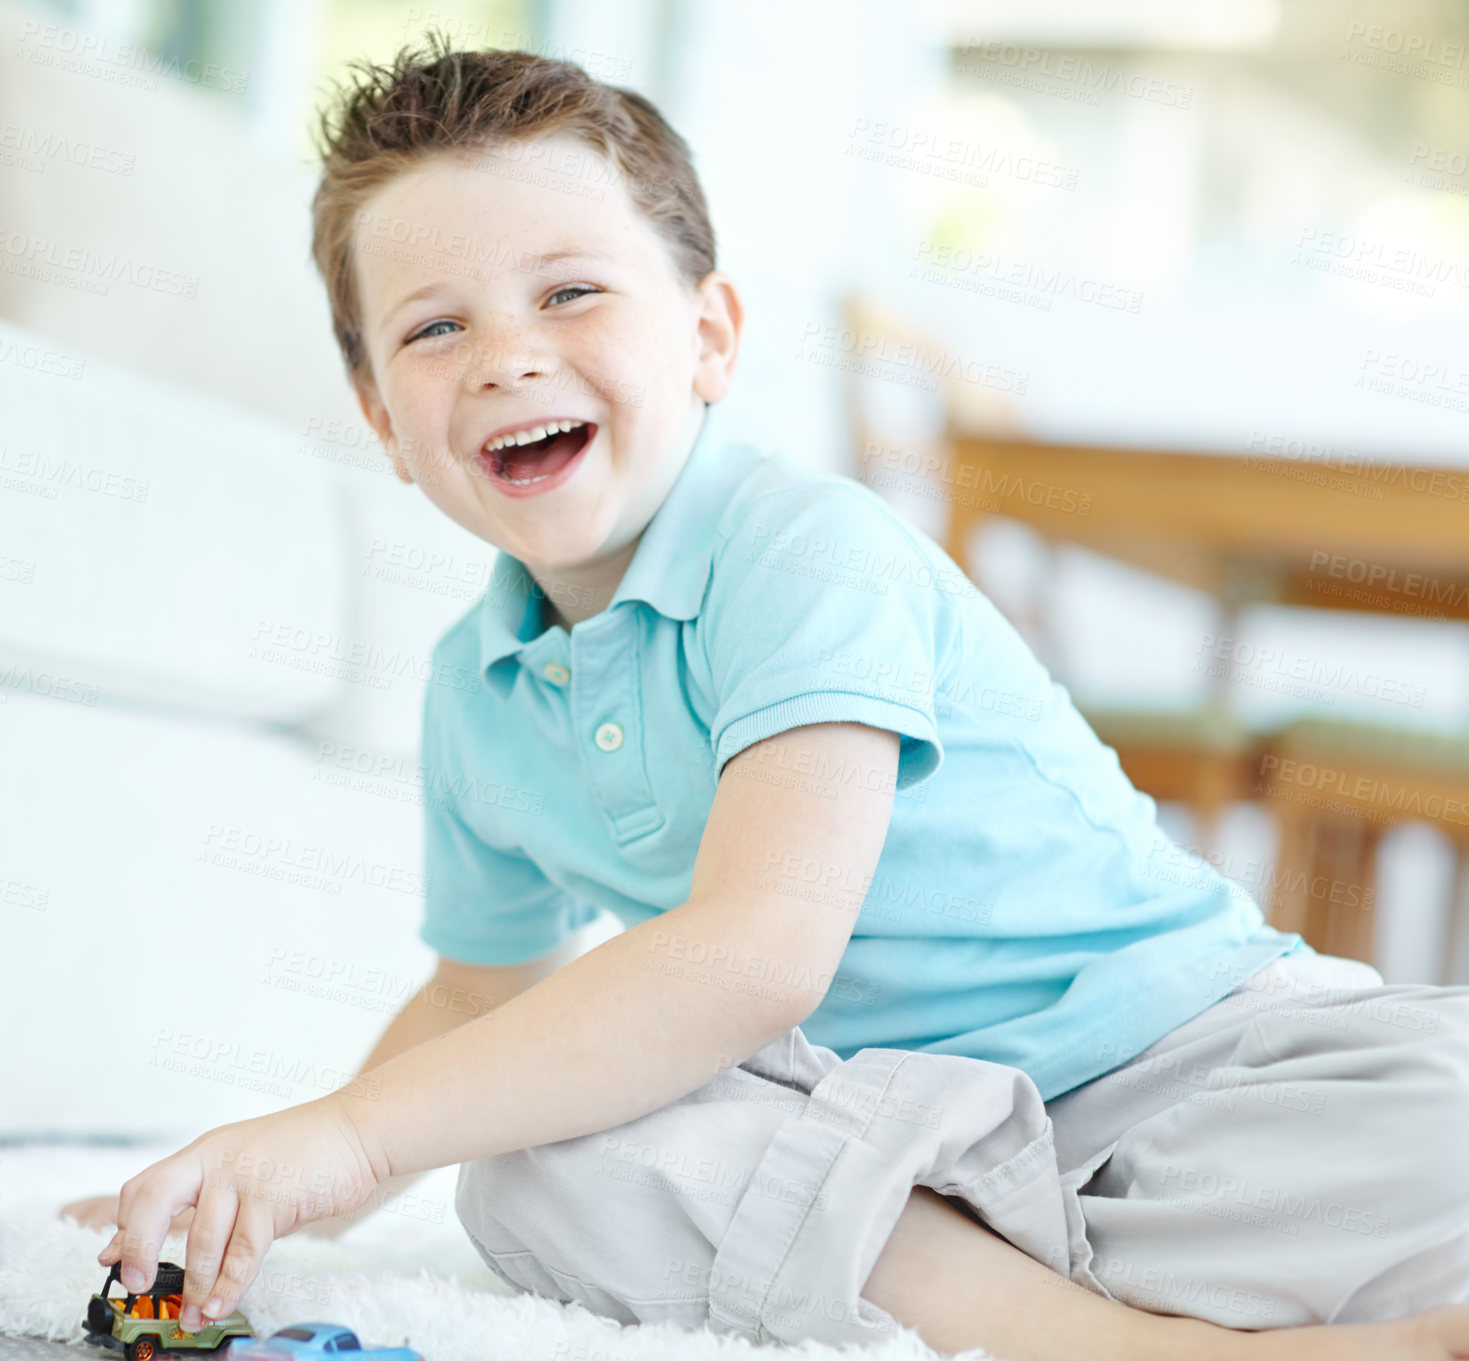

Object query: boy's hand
[97,1096,385,1333]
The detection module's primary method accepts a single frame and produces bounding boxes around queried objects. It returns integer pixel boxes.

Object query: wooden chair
[1251,717,1469,972]
[839,291,1026,502]
[1075,703,1265,861]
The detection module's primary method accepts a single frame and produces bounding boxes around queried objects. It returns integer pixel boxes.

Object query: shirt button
[543,662,570,686]
[594,722,624,752]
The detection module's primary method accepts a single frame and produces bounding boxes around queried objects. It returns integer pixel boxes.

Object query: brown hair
[308,29,717,385]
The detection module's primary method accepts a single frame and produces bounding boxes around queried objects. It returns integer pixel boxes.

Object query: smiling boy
[349,129,725,633]
[88,36,1469,1361]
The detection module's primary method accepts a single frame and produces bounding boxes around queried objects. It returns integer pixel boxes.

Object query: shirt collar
[475,400,763,684]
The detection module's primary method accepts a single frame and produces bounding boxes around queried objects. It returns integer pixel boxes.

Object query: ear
[690,270,743,405]
[353,375,415,486]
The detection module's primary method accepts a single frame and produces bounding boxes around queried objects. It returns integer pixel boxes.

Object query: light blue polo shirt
[417,399,1308,1100]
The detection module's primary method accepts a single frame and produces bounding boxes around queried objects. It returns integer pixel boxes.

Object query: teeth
[485,418,585,454]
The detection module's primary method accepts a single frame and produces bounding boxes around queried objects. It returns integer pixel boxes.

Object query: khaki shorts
[454,951,1469,1349]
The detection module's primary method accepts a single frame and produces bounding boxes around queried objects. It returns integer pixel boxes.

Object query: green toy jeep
[83,1260,253,1360]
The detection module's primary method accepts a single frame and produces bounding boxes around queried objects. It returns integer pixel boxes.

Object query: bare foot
[1217,1306,1469,1361]
[60,1193,194,1236]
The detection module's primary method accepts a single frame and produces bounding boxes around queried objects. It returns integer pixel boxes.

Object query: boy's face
[352,132,741,623]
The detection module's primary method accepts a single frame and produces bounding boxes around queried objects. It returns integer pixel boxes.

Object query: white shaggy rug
[0,1140,989,1361]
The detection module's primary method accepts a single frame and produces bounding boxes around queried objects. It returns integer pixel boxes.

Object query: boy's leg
[454,1022,1207,1351]
[450,992,1469,1360]
[864,1182,1469,1361]
[863,1182,1224,1361]
[1041,950,1469,1329]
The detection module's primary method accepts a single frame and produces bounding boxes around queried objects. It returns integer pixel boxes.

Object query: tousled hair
[308,29,716,384]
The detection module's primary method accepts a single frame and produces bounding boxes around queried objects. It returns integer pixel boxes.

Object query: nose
[456,321,551,391]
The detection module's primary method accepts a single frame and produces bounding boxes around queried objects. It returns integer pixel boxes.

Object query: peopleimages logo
[955,41,1193,108]
[16,19,250,92]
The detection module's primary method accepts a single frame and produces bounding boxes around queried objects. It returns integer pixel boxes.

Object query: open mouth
[482,420,596,487]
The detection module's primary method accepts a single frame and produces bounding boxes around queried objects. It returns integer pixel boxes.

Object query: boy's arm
[98,721,897,1323]
[334,720,899,1181]
[58,940,596,1239]
[299,935,598,1237]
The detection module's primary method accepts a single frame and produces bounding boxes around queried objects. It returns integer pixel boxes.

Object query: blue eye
[407,319,458,344]
[548,284,600,306]
[404,287,599,345]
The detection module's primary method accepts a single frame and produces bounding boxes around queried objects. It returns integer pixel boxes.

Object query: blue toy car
[224,1325,420,1361]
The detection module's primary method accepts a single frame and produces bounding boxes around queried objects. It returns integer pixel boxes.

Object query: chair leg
[944,452,974,581]
[1265,802,1314,942]
[1315,816,1380,968]
[1190,754,1238,864]
[1443,838,1469,985]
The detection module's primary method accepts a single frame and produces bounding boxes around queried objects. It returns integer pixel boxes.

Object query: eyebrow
[381,250,619,327]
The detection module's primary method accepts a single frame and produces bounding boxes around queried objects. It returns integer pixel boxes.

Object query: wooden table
[936,431,1469,972]
[940,432,1469,621]
[839,292,1469,968]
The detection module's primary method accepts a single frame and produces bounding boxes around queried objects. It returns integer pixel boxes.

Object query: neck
[532,532,641,632]
[528,399,710,632]
[541,593,571,633]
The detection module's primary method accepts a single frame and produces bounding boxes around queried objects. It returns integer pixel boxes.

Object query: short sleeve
[417,675,602,966]
[704,486,953,792]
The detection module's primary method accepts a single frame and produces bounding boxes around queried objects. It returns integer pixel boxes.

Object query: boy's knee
[1374,1003,1469,1198]
[453,1151,531,1245]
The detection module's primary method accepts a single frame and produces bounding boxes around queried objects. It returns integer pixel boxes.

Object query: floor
[0,1340,92,1360]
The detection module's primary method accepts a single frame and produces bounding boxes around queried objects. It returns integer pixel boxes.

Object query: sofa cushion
[0,317,350,722]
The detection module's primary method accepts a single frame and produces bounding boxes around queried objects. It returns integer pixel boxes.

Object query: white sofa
[0,2,618,1141]
[0,315,617,1141]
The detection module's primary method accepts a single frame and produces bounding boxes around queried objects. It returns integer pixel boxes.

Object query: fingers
[97,1220,165,1294]
[179,1185,240,1333]
[181,1196,271,1330]
[98,1161,199,1295]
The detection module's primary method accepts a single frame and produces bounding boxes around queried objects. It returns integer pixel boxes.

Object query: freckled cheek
[392,379,457,441]
[569,321,654,388]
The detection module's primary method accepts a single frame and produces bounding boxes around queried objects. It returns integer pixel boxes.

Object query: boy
[89,35,1469,1361]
